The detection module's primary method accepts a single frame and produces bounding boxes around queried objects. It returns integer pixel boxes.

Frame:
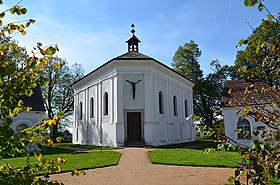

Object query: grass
[148,148,242,168]
[155,139,219,149]
[2,147,122,173]
[54,143,124,150]
[269,179,280,185]
[149,139,279,185]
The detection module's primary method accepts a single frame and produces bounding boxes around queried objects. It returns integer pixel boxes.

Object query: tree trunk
[51,118,60,142]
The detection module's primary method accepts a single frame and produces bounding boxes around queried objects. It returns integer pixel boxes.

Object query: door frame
[124,109,144,143]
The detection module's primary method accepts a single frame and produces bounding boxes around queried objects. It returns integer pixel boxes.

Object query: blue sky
[3,0,280,75]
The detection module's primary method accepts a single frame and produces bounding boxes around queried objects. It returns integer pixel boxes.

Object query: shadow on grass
[41,147,77,155]
[151,140,219,150]
[54,143,124,150]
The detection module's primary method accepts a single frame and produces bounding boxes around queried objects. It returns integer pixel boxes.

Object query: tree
[227,1,279,183]
[172,40,203,82]
[235,19,280,84]
[0,1,83,184]
[41,56,84,140]
[201,1,279,184]
[172,41,231,129]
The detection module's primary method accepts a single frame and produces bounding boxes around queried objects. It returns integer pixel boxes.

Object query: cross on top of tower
[126,23,141,52]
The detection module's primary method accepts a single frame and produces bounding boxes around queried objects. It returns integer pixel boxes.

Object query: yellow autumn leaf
[56,136,63,143]
[40,58,48,66]
[48,139,53,146]
[53,63,60,70]
[35,66,41,72]
[56,157,63,163]
[34,151,42,161]
[18,100,23,107]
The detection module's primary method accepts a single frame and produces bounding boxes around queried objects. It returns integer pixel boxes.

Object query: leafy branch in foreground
[0,1,84,184]
[198,1,279,184]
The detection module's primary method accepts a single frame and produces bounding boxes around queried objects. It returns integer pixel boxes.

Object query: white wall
[145,73,195,146]
[10,112,44,131]
[123,74,144,109]
[73,74,120,146]
[72,58,195,147]
[224,107,265,147]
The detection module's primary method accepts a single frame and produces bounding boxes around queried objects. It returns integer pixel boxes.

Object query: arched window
[79,102,83,120]
[237,118,251,139]
[184,99,188,117]
[90,97,94,118]
[103,92,109,116]
[16,123,29,133]
[173,95,178,116]
[159,91,164,114]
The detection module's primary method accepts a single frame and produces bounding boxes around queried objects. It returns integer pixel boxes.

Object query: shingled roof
[222,79,279,107]
[18,85,45,111]
[114,51,151,59]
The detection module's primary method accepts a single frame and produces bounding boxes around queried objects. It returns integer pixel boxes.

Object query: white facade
[223,107,265,147]
[9,85,45,133]
[10,112,44,132]
[2,85,46,152]
[72,31,195,147]
[222,79,275,147]
[73,55,195,147]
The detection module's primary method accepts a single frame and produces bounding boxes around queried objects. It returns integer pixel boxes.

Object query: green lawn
[2,147,121,173]
[155,140,218,149]
[148,148,242,168]
[54,143,123,150]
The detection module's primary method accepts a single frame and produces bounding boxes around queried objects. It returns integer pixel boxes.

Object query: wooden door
[127,112,142,142]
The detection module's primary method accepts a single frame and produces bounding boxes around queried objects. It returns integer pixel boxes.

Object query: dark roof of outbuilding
[222,79,279,107]
[18,85,45,111]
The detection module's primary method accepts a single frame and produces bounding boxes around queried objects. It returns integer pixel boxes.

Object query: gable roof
[222,79,279,107]
[73,51,194,87]
[18,85,45,111]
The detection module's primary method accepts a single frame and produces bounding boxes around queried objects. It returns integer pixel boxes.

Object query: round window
[16,123,29,133]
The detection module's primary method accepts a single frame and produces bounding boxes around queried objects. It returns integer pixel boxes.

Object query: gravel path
[52,147,235,185]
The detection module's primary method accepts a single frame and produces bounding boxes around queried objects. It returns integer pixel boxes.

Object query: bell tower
[126,24,141,52]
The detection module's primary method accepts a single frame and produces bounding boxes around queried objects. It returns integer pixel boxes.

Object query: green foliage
[172,40,203,82]
[172,41,231,129]
[244,0,258,7]
[225,1,279,184]
[0,1,83,184]
[194,1,279,184]
[235,19,280,84]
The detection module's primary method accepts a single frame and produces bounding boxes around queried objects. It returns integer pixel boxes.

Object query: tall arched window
[159,91,164,114]
[90,97,94,118]
[237,118,251,139]
[173,95,178,116]
[79,101,83,120]
[184,99,188,117]
[103,92,108,116]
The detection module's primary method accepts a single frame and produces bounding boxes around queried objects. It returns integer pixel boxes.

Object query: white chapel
[72,25,195,147]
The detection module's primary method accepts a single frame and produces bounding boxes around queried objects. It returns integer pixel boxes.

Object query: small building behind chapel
[10,85,45,133]
[72,26,195,147]
[222,79,279,147]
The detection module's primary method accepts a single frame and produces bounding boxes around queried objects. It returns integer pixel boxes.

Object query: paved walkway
[52,147,235,185]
